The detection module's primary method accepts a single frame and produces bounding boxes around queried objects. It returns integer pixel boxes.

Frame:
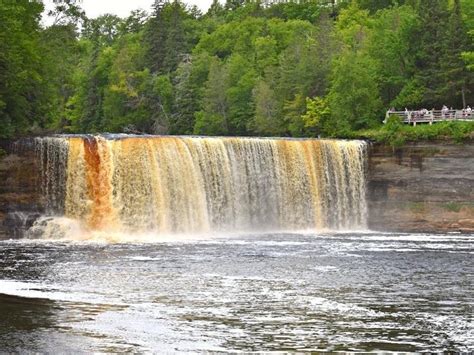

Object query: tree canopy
[0,0,472,138]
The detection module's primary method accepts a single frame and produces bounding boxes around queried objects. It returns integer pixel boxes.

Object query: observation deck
[385,109,474,126]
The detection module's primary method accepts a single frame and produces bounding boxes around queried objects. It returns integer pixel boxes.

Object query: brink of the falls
[34,135,368,235]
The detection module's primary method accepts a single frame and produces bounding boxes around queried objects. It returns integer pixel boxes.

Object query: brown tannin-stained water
[34,135,367,237]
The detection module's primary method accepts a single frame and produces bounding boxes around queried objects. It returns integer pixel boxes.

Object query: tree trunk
[461,84,466,109]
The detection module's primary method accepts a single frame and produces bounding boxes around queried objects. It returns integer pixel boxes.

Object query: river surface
[0,232,472,352]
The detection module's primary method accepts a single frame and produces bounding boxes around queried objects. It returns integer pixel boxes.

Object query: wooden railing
[385,110,474,125]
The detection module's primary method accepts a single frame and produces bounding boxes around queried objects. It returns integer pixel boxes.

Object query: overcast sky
[42,0,215,23]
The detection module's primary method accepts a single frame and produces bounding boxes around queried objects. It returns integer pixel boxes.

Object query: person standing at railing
[442,105,449,119]
[465,105,472,117]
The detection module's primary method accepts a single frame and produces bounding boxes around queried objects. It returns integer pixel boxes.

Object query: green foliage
[368,5,418,107]
[0,0,46,137]
[143,1,196,75]
[358,120,474,145]
[328,51,383,131]
[408,202,426,213]
[301,96,331,137]
[390,79,425,109]
[251,80,281,135]
[376,115,407,147]
[47,0,86,27]
[0,0,472,139]
[443,202,462,212]
[194,57,229,135]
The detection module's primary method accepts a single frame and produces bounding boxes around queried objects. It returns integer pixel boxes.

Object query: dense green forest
[0,0,473,138]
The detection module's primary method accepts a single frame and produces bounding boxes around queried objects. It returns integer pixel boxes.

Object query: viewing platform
[385,109,473,126]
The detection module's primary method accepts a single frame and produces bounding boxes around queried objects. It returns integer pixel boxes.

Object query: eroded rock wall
[0,140,43,239]
[367,141,474,233]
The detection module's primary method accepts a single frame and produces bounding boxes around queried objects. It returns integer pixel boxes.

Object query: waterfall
[34,135,368,235]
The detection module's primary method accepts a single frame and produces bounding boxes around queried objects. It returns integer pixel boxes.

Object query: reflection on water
[0,233,472,352]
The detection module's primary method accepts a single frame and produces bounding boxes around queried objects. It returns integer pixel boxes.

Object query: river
[0,232,472,352]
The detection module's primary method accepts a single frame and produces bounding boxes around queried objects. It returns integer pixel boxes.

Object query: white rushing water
[33,136,368,240]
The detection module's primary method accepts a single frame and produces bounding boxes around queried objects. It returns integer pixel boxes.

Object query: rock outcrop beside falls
[367,141,474,233]
[0,140,42,239]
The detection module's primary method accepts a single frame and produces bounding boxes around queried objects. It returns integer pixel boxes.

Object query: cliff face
[367,141,474,233]
[0,140,43,239]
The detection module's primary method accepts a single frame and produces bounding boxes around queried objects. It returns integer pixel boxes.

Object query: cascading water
[32,135,368,238]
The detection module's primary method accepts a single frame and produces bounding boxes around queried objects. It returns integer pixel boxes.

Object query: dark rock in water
[3,212,41,238]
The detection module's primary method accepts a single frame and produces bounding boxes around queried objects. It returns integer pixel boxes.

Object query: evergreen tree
[441,0,472,107]
[225,0,245,12]
[162,1,187,73]
[207,0,226,18]
[143,3,168,73]
[412,0,450,107]
[171,59,199,134]
[194,58,230,135]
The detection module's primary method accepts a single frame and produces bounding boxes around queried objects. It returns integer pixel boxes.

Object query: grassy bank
[353,119,474,146]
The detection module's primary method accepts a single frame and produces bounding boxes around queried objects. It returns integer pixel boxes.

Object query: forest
[0,0,473,139]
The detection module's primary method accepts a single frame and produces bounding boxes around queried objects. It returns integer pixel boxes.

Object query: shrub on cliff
[374,116,406,147]
[355,120,474,145]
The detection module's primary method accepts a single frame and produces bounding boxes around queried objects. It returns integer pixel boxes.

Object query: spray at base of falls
[32,136,368,239]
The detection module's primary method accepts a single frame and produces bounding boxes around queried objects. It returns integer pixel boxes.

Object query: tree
[226,55,257,134]
[328,50,382,132]
[441,0,472,107]
[162,1,187,73]
[143,3,168,73]
[40,23,82,130]
[251,80,281,135]
[225,0,245,12]
[48,0,86,27]
[368,5,418,107]
[462,30,474,71]
[82,14,124,47]
[0,0,46,136]
[207,0,226,18]
[324,2,382,132]
[119,10,148,35]
[355,0,406,13]
[301,96,331,137]
[411,0,450,107]
[143,1,189,74]
[194,58,229,135]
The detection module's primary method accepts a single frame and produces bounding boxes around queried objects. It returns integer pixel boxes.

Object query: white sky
[42,0,215,24]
